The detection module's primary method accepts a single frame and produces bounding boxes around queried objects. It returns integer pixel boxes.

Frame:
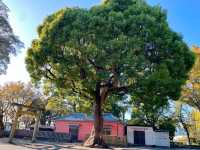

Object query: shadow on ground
[11,140,114,150]
[15,142,89,150]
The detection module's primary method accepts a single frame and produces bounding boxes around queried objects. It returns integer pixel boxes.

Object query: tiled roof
[103,113,119,122]
[56,113,119,122]
[56,113,91,121]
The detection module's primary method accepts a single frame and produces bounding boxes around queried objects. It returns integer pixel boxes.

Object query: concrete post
[8,109,20,143]
[32,111,41,143]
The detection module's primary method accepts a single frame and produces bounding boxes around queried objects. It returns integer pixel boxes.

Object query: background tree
[0,82,39,130]
[104,94,129,121]
[46,97,69,116]
[44,86,93,125]
[45,85,93,114]
[0,0,23,74]
[130,99,176,141]
[188,110,200,144]
[130,101,169,129]
[26,0,194,146]
[158,117,176,143]
[180,46,200,111]
[175,102,192,145]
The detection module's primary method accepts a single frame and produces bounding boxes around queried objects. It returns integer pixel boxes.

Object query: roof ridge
[56,112,119,122]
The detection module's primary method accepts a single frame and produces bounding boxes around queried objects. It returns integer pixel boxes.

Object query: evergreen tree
[26,0,194,146]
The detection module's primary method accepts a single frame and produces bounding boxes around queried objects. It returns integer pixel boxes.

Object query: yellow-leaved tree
[181,46,200,111]
[0,82,37,130]
[189,110,200,143]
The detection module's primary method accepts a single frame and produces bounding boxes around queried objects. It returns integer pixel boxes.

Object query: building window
[103,126,112,135]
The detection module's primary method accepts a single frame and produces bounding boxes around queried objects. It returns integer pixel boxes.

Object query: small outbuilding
[127,126,170,147]
[55,113,124,142]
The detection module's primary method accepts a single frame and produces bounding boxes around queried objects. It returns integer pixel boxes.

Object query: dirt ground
[0,138,196,150]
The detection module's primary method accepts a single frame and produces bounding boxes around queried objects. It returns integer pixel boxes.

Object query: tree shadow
[15,142,96,150]
[8,139,115,150]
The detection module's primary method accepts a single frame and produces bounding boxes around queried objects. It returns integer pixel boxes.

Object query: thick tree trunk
[84,82,108,148]
[93,93,104,145]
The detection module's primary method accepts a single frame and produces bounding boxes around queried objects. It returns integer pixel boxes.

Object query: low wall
[84,134,127,146]
[0,130,3,137]
[103,135,127,146]
[3,129,70,142]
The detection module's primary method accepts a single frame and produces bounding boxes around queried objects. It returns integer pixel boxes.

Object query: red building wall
[55,120,124,141]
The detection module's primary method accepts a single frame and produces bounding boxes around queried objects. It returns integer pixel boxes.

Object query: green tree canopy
[26,0,194,146]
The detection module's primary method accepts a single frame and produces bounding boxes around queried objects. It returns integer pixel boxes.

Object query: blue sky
[0,0,200,84]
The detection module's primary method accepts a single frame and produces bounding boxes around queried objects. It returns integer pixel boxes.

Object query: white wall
[145,128,155,146]
[127,126,154,145]
[127,126,170,147]
[155,132,170,147]
[127,126,134,144]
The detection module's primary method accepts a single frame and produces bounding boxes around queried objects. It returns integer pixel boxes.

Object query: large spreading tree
[26,0,194,147]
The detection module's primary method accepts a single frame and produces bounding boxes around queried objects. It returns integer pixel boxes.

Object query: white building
[127,126,170,147]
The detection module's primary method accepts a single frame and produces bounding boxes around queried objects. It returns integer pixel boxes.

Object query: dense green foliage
[25,0,194,144]
[130,100,169,127]
[26,0,193,103]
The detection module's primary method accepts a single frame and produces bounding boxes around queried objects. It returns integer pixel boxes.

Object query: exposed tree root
[83,129,108,148]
